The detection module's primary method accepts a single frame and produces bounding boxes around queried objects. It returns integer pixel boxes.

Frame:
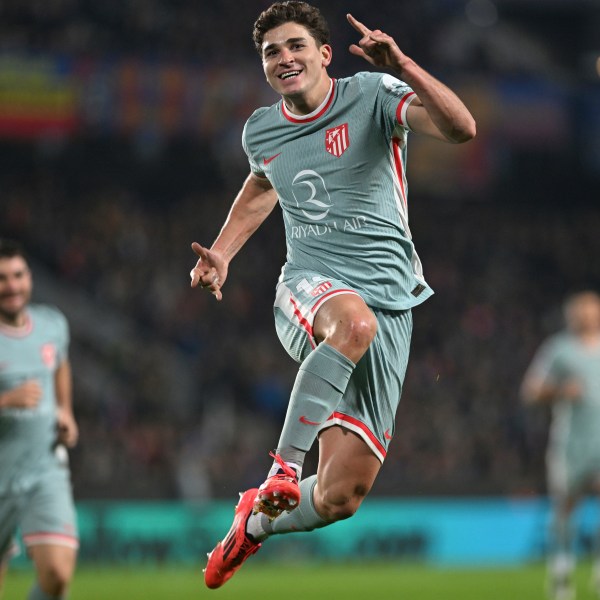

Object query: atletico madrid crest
[41,343,57,369]
[325,123,349,157]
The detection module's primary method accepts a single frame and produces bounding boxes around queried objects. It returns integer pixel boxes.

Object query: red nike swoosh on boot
[299,416,321,426]
[263,153,281,165]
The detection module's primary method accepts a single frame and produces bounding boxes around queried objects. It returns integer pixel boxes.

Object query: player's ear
[320,44,332,67]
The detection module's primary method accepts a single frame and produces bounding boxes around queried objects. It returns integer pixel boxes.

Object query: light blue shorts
[547,440,600,497]
[0,459,78,561]
[273,270,413,463]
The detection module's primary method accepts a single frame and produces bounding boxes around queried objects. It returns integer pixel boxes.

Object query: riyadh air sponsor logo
[325,123,349,157]
[292,170,332,221]
[289,169,368,240]
[299,415,321,426]
[290,215,367,239]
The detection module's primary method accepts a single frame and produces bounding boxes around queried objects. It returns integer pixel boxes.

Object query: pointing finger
[191,242,209,260]
[347,13,371,37]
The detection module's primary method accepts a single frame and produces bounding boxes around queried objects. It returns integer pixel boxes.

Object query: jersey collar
[0,311,33,337]
[281,79,336,124]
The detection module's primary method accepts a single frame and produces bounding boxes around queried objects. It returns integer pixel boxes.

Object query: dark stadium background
[1,0,599,591]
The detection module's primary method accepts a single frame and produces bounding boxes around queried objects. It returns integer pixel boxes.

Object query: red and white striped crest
[325,123,349,157]
[41,343,57,369]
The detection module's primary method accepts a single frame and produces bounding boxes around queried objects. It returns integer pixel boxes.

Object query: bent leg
[547,492,578,600]
[268,425,381,535]
[28,545,76,599]
[275,294,377,465]
[313,426,381,521]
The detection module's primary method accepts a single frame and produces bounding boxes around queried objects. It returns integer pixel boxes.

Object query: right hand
[347,13,409,74]
[189,242,228,301]
[0,380,42,409]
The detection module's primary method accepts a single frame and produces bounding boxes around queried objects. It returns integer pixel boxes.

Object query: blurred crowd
[0,0,598,500]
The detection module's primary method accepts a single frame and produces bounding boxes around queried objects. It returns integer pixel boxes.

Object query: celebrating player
[189,2,475,588]
[521,291,600,600]
[0,239,79,600]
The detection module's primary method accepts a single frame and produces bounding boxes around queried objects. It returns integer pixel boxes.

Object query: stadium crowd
[0,0,597,501]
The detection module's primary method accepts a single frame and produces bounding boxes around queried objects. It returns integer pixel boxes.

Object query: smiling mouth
[278,70,302,80]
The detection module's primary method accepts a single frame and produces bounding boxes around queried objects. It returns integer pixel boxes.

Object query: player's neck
[0,309,27,328]
[282,76,332,116]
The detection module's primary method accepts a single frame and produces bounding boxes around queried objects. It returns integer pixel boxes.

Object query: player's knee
[349,313,378,350]
[317,481,370,522]
[333,312,378,359]
[39,561,72,595]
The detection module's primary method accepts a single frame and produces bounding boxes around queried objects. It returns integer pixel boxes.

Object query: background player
[190,2,475,588]
[521,291,600,600]
[0,239,79,600]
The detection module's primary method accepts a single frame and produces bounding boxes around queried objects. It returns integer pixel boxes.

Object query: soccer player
[189,2,475,588]
[521,291,600,600]
[0,239,79,600]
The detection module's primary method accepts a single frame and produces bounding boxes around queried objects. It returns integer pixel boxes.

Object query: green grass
[3,562,599,600]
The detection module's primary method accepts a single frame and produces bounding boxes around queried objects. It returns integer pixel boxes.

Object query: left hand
[56,407,79,448]
[347,13,409,73]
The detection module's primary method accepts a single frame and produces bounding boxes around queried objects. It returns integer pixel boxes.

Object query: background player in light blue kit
[0,240,79,600]
[189,2,475,588]
[522,291,600,600]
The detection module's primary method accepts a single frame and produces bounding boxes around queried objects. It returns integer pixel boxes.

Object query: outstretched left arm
[347,14,476,143]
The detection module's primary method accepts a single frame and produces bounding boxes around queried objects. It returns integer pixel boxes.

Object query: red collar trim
[0,312,33,338]
[281,79,336,124]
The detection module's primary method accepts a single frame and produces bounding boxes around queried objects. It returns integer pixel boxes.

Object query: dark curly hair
[0,238,26,261]
[253,2,330,55]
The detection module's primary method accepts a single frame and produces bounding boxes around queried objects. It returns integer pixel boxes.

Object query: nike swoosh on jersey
[263,152,281,165]
[384,429,393,440]
[299,415,321,426]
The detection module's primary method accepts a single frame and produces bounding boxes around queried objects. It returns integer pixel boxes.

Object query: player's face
[565,293,600,334]
[261,22,332,100]
[0,256,32,323]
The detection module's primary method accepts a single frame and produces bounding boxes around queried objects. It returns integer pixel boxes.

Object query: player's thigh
[29,544,77,585]
[590,472,600,496]
[547,447,591,514]
[273,270,363,363]
[578,454,600,498]
[20,467,78,555]
[317,426,382,494]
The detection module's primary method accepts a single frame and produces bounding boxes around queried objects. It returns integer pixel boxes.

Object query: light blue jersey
[249,72,431,460]
[243,72,433,311]
[0,304,69,494]
[527,332,600,493]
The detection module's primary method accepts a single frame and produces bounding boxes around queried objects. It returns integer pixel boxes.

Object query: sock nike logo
[263,153,281,165]
[299,415,321,426]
